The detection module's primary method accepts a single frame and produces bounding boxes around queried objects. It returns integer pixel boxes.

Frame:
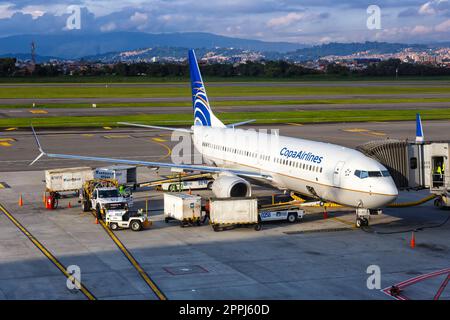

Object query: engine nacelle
[211,175,251,198]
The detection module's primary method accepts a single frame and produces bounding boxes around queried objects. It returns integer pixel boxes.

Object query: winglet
[415,113,424,143]
[30,125,46,166]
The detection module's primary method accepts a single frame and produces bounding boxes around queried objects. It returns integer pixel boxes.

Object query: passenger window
[410,157,417,170]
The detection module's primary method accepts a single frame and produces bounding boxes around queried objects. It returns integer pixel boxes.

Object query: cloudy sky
[1,0,450,43]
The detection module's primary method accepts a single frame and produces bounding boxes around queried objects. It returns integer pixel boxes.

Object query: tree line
[1,58,450,78]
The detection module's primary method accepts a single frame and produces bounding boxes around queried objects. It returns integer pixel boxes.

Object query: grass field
[1,85,450,99]
[1,109,449,128]
[1,79,449,128]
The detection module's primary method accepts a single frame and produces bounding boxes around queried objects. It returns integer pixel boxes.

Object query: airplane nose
[381,180,398,205]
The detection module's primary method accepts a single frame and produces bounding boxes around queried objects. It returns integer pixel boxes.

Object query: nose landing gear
[355,207,370,228]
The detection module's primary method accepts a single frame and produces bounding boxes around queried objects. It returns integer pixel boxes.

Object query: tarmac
[0,120,449,300]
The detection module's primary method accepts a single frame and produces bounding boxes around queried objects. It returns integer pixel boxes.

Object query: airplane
[31,49,398,227]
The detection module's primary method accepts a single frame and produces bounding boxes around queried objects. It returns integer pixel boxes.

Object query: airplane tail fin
[188,49,225,128]
[415,113,424,143]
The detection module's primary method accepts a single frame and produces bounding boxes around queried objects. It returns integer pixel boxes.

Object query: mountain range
[1,31,448,63]
[0,31,306,59]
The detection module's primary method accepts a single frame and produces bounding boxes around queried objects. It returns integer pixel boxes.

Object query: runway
[1,93,450,106]
[3,102,450,119]
[1,80,450,88]
[1,120,449,172]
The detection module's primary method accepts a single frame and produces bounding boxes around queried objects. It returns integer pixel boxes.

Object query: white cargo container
[45,167,93,194]
[209,197,261,231]
[163,193,203,226]
[94,165,137,188]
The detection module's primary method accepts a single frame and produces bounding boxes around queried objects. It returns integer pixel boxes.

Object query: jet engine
[211,174,252,198]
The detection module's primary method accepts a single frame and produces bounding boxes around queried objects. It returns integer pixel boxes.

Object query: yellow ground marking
[103,135,131,139]
[103,126,112,130]
[93,213,166,300]
[286,123,304,126]
[343,128,386,137]
[331,216,357,229]
[149,139,172,161]
[0,138,16,147]
[0,204,96,300]
[82,134,94,137]
[367,131,387,136]
[29,110,48,114]
[152,137,167,142]
[5,127,17,131]
[343,128,369,133]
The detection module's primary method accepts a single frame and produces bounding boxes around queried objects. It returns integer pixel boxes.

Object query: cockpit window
[368,171,382,177]
[381,170,390,177]
[354,170,390,179]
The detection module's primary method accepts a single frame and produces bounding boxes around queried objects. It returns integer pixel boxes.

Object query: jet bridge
[357,140,450,198]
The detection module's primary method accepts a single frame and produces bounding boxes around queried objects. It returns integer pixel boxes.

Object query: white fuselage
[192,126,398,209]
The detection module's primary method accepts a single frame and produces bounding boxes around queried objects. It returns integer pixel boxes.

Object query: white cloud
[435,18,450,31]
[0,4,14,19]
[267,12,305,28]
[130,11,148,24]
[411,25,433,34]
[100,21,116,32]
[419,0,449,15]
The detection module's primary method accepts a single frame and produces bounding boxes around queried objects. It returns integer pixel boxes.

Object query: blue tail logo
[188,49,224,127]
[415,113,424,143]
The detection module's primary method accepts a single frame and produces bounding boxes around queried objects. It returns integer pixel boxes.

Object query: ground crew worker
[437,165,442,176]
[119,185,126,196]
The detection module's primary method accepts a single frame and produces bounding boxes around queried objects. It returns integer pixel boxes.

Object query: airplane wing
[30,127,272,180]
[226,119,256,128]
[117,122,193,133]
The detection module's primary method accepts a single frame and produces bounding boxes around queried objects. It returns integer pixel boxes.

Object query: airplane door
[333,161,345,186]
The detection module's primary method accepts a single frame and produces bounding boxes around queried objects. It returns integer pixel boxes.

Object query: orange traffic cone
[43,192,46,204]
[95,218,98,224]
[18,194,23,207]
[410,231,416,249]
[68,202,72,208]
[188,188,192,195]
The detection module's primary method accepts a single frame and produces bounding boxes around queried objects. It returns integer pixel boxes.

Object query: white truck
[87,187,134,215]
[45,167,93,196]
[163,193,204,227]
[258,208,304,223]
[209,197,261,231]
